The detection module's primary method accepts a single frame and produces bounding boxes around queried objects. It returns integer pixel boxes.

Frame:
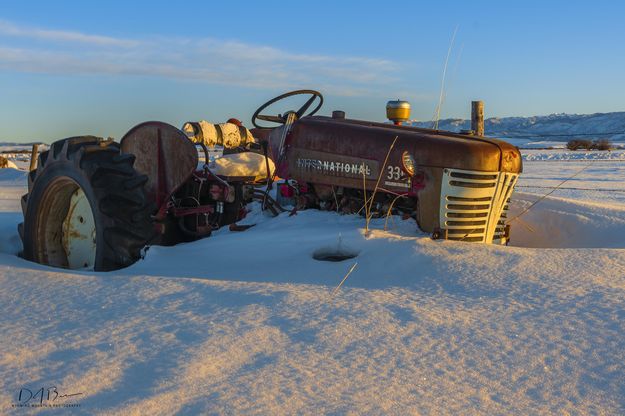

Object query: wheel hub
[62,187,96,269]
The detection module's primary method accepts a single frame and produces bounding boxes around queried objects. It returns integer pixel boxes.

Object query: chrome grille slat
[447,212,488,218]
[447,196,492,202]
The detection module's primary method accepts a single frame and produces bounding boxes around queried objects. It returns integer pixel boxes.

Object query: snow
[510,192,625,248]
[1,150,624,414]
[518,154,625,205]
[502,138,569,149]
[211,152,275,181]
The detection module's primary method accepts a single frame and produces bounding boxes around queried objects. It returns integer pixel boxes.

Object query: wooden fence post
[29,144,39,171]
[471,101,484,136]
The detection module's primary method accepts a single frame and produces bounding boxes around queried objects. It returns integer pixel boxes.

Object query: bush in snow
[591,139,613,150]
[566,139,592,150]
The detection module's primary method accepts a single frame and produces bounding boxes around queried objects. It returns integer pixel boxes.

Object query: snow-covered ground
[1,149,624,415]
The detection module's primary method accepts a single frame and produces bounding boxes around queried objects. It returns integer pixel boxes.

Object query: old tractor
[18,89,522,271]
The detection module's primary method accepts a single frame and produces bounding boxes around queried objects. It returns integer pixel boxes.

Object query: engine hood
[286,116,522,174]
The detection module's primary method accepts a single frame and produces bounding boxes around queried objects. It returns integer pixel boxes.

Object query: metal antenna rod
[434,25,459,130]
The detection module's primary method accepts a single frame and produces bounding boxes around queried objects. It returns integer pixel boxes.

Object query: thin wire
[366,136,399,230]
[331,263,358,297]
[263,112,297,210]
[506,161,595,224]
[516,185,625,192]
[433,25,459,130]
[436,41,465,120]
[521,159,625,163]
[455,163,596,241]
[383,194,407,231]
[361,163,369,222]
[331,186,340,212]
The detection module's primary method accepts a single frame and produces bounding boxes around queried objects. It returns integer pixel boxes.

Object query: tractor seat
[210,152,275,183]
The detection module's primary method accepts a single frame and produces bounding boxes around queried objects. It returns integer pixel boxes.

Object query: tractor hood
[287,116,523,174]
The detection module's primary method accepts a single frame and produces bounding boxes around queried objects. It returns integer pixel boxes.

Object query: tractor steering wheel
[251,89,323,129]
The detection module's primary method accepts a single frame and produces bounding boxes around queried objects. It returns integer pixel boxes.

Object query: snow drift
[1,152,624,414]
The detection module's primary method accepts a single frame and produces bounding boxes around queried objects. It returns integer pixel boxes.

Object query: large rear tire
[19,137,154,271]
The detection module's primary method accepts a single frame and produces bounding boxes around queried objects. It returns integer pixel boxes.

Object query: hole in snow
[313,234,360,262]
[313,249,359,262]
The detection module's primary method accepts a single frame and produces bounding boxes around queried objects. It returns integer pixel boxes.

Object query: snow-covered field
[1,149,624,415]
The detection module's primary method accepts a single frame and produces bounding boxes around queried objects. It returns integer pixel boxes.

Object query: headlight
[401,151,416,176]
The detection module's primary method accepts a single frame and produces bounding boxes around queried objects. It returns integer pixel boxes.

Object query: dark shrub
[566,139,592,150]
[591,139,613,150]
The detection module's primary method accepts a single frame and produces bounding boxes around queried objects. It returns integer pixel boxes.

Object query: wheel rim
[34,177,97,270]
[62,187,96,269]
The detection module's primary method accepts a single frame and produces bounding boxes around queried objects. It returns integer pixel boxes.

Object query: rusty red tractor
[18,90,522,271]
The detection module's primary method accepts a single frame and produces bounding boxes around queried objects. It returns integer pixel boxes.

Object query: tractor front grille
[439,169,518,244]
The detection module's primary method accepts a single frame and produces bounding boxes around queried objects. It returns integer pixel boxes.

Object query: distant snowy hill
[410,112,625,142]
[0,142,47,152]
[0,141,45,147]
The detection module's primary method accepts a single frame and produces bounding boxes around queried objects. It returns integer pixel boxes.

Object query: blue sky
[1,0,624,142]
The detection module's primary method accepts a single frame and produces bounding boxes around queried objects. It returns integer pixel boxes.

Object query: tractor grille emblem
[293,149,379,179]
[296,158,372,177]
